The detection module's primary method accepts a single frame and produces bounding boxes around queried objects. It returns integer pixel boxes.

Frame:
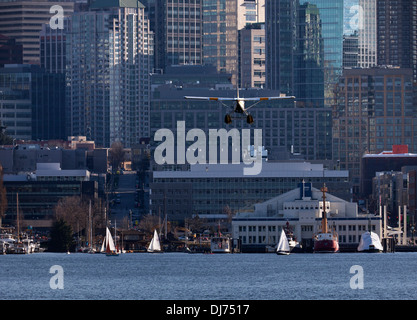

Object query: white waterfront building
[232,182,382,251]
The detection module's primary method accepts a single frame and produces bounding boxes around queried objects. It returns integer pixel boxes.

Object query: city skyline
[0,0,416,205]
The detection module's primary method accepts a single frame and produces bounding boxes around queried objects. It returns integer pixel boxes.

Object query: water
[1,252,416,300]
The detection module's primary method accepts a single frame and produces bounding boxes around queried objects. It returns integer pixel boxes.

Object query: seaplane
[184,89,296,124]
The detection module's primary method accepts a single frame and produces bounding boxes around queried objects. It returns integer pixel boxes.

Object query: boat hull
[147,250,163,253]
[276,251,290,255]
[313,239,339,253]
[358,249,382,253]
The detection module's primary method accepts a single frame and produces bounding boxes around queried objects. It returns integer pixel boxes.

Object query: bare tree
[223,205,234,223]
[54,196,105,236]
[138,214,160,235]
[109,141,125,170]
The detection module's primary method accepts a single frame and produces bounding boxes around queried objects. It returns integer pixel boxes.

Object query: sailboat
[147,229,162,253]
[101,227,119,256]
[276,229,290,255]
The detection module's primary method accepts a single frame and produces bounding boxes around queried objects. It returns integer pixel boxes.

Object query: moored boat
[210,236,232,253]
[357,231,383,253]
[313,184,339,253]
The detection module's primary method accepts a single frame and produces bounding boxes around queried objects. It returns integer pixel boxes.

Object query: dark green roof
[90,0,145,9]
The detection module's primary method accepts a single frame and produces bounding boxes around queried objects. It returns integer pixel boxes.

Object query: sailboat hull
[276,251,290,255]
[106,252,119,256]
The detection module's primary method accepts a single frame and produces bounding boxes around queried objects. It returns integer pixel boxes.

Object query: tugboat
[313,184,339,253]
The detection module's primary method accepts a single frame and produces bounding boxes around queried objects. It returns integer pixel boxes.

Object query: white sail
[100,236,105,253]
[357,231,383,252]
[101,227,116,253]
[276,229,290,254]
[148,230,161,252]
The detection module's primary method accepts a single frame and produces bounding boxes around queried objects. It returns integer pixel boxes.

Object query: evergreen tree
[0,121,13,145]
[48,218,75,252]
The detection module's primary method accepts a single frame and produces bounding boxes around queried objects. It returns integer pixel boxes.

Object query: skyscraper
[0,0,74,65]
[377,0,417,83]
[344,0,377,68]
[239,23,266,89]
[202,0,238,85]
[332,67,416,195]
[147,0,202,71]
[66,0,153,147]
[265,0,295,96]
[266,0,344,107]
[0,64,65,141]
[294,3,324,107]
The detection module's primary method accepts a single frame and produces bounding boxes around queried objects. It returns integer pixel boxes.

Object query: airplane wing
[241,96,296,101]
[184,96,236,101]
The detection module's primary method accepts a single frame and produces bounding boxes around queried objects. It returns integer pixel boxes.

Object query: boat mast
[321,184,328,234]
[16,193,20,242]
[89,200,92,249]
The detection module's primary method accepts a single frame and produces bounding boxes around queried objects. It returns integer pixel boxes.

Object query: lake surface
[1,252,416,300]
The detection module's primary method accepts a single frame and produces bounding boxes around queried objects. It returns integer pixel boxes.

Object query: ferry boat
[313,184,339,253]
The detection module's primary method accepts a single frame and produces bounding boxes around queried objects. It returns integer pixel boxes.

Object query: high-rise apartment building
[358,0,377,68]
[237,0,265,29]
[332,67,416,195]
[200,0,265,87]
[0,0,74,65]
[377,0,417,83]
[344,0,377,68]
[146,0,202,71]
[343,33,358,68]
[202,0,238,85]
[66,0,153,148]
[239,23,265,88]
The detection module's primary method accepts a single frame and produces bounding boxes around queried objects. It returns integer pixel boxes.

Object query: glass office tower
[266,0,343,107]
[305,0,343,106]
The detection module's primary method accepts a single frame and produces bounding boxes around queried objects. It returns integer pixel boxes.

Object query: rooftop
[89,0,145,9]
[153,161,348,179]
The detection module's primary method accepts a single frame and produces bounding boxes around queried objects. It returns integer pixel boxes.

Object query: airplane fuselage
[235,100,245,113]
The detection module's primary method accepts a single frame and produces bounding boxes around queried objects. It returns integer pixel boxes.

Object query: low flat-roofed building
[3,163,96,229]
[150,161,350,222]
[232,182,381,252]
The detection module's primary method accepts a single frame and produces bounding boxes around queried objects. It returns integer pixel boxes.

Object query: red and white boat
[313,184,339,253]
